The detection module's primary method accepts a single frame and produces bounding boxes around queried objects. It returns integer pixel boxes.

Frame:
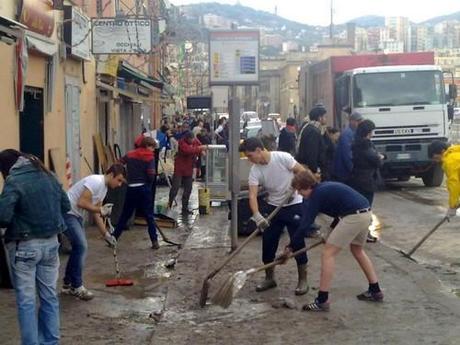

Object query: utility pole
[329,0,334,41]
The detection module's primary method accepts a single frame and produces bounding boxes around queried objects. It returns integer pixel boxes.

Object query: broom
[199,191,295,307]
[104,218,134,287]
[211,239,324,309]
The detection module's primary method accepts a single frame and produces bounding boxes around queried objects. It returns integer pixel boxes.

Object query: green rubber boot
[255,267,277,292]
[295,264,309,296]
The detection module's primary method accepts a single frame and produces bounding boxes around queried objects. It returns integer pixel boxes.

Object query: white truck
[335,65,457,186]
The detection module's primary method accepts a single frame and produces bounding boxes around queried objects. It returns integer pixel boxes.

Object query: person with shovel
[428,140,460,219]
[62,164,126,301]
[284,169,383,311]
[240,137,309,295]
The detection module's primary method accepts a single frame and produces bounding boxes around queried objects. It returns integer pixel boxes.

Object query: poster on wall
[18,0,55,37]
[91,18,152,54]
[209,30,259,86]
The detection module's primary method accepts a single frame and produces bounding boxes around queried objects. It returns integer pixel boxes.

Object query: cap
[350,111,363,121]
[308,105,327,121]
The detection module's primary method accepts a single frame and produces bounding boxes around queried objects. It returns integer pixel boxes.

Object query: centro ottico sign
[91,18,152,54]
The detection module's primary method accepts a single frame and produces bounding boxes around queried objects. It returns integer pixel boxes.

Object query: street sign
[91,18,152,54]
[209,30,259,86]
[64,6,91,61]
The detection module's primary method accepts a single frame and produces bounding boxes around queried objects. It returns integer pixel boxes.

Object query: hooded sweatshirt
[120,148,155,186]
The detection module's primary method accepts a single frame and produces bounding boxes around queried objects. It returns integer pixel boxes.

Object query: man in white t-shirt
[240,137,309,295]
[62,164,126,301]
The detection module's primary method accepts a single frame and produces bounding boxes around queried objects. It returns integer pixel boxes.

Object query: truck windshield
[353,71,444,108]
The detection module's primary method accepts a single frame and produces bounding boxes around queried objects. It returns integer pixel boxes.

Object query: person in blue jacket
[333,111,363,182]
[0,149,70,345]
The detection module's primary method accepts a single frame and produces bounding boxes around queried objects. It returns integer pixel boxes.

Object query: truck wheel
[422,164,444,187]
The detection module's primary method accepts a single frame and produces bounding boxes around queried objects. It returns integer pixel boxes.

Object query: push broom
[104,218,134,287]
[198,191,295,307]
[212,239,324,309]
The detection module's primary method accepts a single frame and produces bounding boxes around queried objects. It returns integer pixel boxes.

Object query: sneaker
[151,241,160,250]
[302,298,330,312]
[61,283,71,295]
[357,290,384,302]
[70,286,95,301]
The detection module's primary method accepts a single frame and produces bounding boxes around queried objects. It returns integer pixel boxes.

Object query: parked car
[241,111,259,123]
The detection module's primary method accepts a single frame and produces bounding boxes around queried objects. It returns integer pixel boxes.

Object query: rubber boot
[255,267,277,292]
[294,264,309,296]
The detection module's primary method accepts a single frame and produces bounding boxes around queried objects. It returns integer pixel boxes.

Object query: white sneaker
[70,285,94,301]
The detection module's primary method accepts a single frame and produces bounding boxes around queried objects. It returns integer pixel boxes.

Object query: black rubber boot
[255,267,277,292]
[295,264,309,296]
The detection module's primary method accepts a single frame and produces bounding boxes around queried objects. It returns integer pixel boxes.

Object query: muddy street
[1,183,460,344]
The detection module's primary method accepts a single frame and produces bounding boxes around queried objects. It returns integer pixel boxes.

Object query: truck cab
[336,65,453,186]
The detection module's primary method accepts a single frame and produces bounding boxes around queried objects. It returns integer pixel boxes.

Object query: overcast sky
[170,0,460,26]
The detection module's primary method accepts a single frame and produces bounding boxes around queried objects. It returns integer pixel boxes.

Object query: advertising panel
[209,30,259,85]
[64,6,91,60]
[19,0,55,37]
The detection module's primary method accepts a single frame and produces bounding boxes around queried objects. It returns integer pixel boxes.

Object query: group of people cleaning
[0,102,459,343]
[241,104,459,312]
[0,125,207,344]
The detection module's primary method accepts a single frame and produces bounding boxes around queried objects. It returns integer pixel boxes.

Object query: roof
[349,65,442,74]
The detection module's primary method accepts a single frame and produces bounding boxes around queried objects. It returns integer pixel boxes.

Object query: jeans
[7,236,60,345]
[113,185,158,243]
[261,203,308,265]
[62,214,87,288]
[168,175,193,210]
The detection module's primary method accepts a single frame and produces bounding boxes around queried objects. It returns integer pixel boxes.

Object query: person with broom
[240,137,309,295]
[62,164,126,301]
[113,136,160,250]
[282,169,383,311]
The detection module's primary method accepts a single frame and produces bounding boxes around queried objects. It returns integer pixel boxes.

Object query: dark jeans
[262,203,308,266]
[168,175,193,210]
[113,185,158,244]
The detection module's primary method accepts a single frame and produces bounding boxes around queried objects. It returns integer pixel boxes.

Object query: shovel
[198,191,295,307]
[400,216,448,261]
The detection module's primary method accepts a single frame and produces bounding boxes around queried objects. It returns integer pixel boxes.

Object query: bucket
[198,188,211,215]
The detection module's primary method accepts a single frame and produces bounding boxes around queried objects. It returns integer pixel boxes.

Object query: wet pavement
[1,182,460,344]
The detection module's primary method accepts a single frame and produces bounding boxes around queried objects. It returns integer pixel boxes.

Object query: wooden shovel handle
[205,190,295,280]
[249,239,325,275]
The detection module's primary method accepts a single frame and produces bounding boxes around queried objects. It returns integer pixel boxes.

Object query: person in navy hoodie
[113,136,159,249]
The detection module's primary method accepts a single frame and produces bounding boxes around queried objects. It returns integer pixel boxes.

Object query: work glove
[446,207,457,219]
[100,203,114,217]
[104,232,117,248]
[251,212,270,231]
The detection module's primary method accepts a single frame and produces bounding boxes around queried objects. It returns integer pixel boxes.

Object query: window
[353,70,444,108]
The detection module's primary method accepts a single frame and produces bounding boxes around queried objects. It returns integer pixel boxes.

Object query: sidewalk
[151,211,460,345]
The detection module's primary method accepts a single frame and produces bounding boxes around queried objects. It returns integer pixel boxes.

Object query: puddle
[162,299,272,325]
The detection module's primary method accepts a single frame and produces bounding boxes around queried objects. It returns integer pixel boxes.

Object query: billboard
[209,30,259,86]
[91,18,152,54]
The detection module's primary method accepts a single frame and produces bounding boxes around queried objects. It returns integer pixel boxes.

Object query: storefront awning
[26,30,57,56]
[96,80,153,103]
[0,15,26,43]
[118,61,163,90]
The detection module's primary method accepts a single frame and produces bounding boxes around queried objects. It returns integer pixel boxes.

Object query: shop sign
[19,0,55,37]
[64,6,91,60]
[91,18,152,54]
[96,55,120,77]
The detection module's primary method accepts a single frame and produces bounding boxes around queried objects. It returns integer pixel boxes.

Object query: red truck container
[299,52,435,127]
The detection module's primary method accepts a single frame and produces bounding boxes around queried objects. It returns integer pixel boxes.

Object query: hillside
[423,11,460,25]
